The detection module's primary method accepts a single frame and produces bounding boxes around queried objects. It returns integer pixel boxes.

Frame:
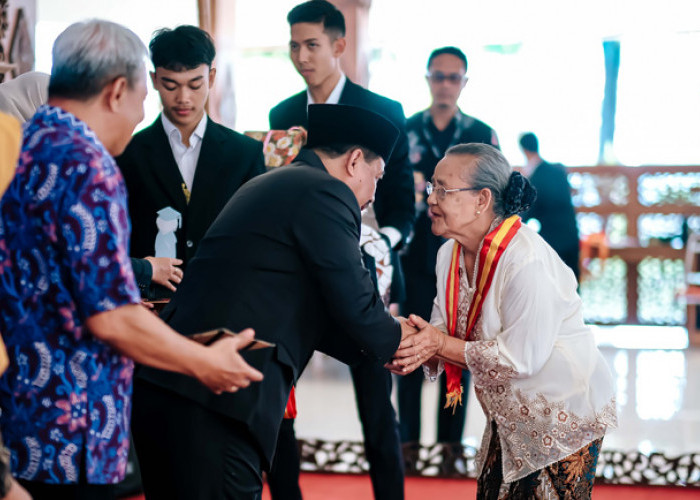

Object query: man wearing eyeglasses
[399,46,499,474]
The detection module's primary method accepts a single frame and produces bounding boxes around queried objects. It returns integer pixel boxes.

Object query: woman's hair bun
[503,171,537,216]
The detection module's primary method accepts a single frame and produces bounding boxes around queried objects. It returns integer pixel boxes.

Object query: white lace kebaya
[425,224,617,483]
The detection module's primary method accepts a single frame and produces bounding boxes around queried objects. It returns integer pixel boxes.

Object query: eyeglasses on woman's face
[426,181,480,201]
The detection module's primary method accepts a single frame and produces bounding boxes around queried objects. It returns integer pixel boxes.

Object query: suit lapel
[339,79,362,106]
[188,120,225,214]
[290,92,309,128]
[146,118,188,213]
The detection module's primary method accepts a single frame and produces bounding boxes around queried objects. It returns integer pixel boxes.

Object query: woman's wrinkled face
[427,154,481,239]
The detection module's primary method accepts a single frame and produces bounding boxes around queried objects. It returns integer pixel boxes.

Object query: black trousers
[272,357,404,500]
[397,369,471,444]
[18,480,116,500]
[267,419,302,500]
[131,379,264,500]
[350,358,404,500]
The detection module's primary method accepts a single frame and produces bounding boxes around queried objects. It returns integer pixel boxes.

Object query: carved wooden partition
[567,165,700,342]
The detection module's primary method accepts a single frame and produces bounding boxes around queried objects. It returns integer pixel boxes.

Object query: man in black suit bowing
[269,3,414,498]
[117,25,265,299]
[131,104,417,500]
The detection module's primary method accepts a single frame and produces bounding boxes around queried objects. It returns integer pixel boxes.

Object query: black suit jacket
[117,116,265,296]
[523,160,580,278]
[137,150,401,467]
[269,80,415,241]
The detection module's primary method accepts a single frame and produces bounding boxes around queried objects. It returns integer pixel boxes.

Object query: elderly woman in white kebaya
[388,143,617,499]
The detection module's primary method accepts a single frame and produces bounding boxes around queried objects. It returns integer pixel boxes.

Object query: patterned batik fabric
[0,105,141,484]
[477,421,603,500]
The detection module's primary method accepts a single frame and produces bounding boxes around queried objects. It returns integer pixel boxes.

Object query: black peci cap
[305,104,400,163]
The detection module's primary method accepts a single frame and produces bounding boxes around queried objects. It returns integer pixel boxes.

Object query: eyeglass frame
[426,181,481,200]
[425,71,468,85]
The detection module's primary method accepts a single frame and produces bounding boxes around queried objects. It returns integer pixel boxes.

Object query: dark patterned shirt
[0,105,140,484]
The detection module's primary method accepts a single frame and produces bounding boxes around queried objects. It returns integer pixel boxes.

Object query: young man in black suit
[519,132,580,280]
[131,104,418,500]
[268,3,414,499]
[117,25,265,299]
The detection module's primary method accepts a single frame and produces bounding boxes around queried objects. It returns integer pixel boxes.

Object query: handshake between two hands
[385,314,445,376]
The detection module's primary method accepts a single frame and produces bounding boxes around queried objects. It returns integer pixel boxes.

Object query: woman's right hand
[386,314,445,375]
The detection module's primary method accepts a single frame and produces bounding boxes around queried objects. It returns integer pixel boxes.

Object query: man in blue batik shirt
[0,20,262,499]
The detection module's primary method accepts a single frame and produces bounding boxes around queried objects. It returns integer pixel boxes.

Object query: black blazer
[117,116,265,292]
[137,150,401,467]
[523,160,580,278]
[269,80,415,241]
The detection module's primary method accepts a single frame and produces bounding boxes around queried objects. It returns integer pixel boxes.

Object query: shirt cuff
[378,226,402,248]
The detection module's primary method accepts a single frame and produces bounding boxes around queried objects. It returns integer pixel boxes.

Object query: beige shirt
[0,112,21,375]
[0,112,20,200]
[428,224,617,482]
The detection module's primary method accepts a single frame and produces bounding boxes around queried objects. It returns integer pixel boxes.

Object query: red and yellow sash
[443,215,521,412]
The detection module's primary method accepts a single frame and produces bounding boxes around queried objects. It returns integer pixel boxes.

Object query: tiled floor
[293,326,700,457]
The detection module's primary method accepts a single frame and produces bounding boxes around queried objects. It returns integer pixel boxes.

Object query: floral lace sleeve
[464,339,517,387]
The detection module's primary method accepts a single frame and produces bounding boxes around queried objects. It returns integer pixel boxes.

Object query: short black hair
[519,132,539,153]
[149,25,216,71]
[313,143,380,163]
[287,0,346,38]
[427,46,468,72]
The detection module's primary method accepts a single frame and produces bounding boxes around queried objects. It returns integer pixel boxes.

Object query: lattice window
[637,258,686,325]
[580,257,627,324]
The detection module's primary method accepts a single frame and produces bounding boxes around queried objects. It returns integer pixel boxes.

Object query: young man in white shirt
[118,25,265,300]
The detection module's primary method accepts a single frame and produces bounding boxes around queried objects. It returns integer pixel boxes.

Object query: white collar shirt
[161,112,208,192]
[307,72,347,105]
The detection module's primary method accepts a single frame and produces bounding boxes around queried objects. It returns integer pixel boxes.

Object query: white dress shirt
[427,224,617,483]
[161,113,208,192]
[307,72,346,105]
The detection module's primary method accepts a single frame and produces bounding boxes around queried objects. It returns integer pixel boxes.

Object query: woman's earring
[476,210,481,215]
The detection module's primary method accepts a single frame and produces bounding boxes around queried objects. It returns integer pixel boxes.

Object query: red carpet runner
[127,472,699,499]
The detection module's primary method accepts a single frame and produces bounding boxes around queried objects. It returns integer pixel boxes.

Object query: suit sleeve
[372,100,415,244]
[245,140,266,180]
[269,106,280,130]
[269,103,289,130]
[130,257,152,289]
[292,184,401,362]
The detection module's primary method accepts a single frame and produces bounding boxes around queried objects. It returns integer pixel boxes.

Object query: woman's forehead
[434,154,476,181]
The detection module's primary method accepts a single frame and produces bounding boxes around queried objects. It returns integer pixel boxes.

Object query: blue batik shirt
[0,105,140,484]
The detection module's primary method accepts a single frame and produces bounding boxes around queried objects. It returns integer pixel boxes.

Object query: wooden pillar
[197,0,215,36]
[0,0,37,81]
[331,0,371,87]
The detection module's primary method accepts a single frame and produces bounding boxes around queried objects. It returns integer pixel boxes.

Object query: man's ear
[208,67,217,88]
[150,71,157,89]
[345,148,363,177]
[332,36,347,58]
[105,76,128,112]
